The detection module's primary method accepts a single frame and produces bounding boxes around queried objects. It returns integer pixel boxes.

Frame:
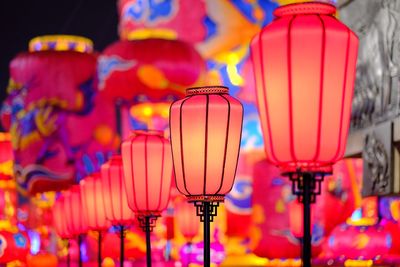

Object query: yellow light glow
[29,35,93,53]
[344,259,373,267]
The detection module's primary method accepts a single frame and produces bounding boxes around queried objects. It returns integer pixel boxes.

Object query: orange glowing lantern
[80,174,109,231]
[101,155,135,265]
[64,186,87,235]
[250,3,358,266]
[169,86,243,267]
[101,156,135,225]
[169,86,243,201]
[121,130,173,266]
[176,201,199,241]
[53,196,71,239]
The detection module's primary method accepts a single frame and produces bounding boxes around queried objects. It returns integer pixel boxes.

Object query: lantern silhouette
[169,86,243,267]
[176,201,200,241]
[121,130,173,267]
[100,155,135,266]
[250,2,358,267]
[64,186,87,267]
[53,196,72,267]
[80,174,110,267]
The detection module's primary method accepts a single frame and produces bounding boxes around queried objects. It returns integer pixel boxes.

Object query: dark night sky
[0,0,119,103]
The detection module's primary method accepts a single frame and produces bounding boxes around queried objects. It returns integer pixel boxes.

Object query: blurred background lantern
[52,195,72,267]
[64,185,87,267]
[121,130,173,267]
[80,173,110,266]
[0,35,118,195]
[176,200,200,242]
[100,155,135,266]
[250,2,359,266]
[169,86,243,267]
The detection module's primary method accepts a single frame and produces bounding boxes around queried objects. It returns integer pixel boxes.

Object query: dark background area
[0,0,119,104]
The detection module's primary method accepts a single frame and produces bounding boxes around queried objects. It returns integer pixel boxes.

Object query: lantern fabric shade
[101,155,135,225]
[80,174,110,230]
[250,2,358,173]
[169,86,243,201]
[176,201,200,240]
[64,185,87,235]
[121,130,173,216]
[53,196,71,239]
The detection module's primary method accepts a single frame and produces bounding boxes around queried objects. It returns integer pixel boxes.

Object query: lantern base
[284,171,327,267]
[137,215,159,267]
[193,201,220,267]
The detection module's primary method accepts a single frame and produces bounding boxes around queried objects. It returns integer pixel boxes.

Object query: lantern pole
[138,215,158,267]
[288,171,325,267]
[98,231,102,267]
[119,225,125,267]
[78,234,83,267]
[66,239,70,267]
[193,201,219,267]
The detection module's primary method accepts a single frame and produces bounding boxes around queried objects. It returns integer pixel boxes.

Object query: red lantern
[121,130,173,216]
[64,185,87,235]
[53,196,71,239]
[101,155,135,225]
[80,174,110,230]
[250,2,358,173]
[121,130,173,265]
[169,86,243,201]
[176,201,199,241]
[169,86,243,267]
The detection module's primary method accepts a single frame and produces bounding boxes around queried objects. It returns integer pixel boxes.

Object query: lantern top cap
[186,86,229,96]
[130,129,165,137]
[273,2,336,17]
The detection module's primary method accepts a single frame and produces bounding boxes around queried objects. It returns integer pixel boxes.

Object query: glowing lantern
[121,130,173,266]
[53,196,71,239]
[64,186,87,235]
[176,201,199,241]
[101,156,135,225]
[80,174,109,231]
[100,155,135,265]
[169,86,243,267]
[250,2,358,173]
[250,3,358,266]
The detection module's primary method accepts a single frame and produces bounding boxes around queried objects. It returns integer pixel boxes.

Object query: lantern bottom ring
[187,194,224,203]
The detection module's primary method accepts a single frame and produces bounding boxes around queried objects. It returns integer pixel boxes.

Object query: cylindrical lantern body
[170,86,243,201]
[64,185,87,235]
[53,196,72,239]
[250,2,358,173]
[121,130,173,216]
[80,174,110,230]
[101,155,135,225]
[176,201,199,240]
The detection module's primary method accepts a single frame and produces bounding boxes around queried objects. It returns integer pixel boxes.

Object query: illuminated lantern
[53,196,71,239]
[63,186,87,267]
[100,155,135,265]
[176,201,199,241]
[250,2,358,266]
[80,173,110,266]
[64,186,87,236]
[169,86,243,267]
[0,133,13,181]
[101,156,134,225]
[121,130,173,267]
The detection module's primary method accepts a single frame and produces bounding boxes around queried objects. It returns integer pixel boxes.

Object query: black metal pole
[78,235,83,267]
[98,231,102,267]
[302,173,312,267]
[66,239,70,267]
[203,202,211,267]
[120,225,125,267]
[145,216,152,267]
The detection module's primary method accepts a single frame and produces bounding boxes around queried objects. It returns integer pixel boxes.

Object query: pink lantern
[53,196,71,239]
[121,130,173,266]
[64,186,87,236]
[176,201,199,241]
